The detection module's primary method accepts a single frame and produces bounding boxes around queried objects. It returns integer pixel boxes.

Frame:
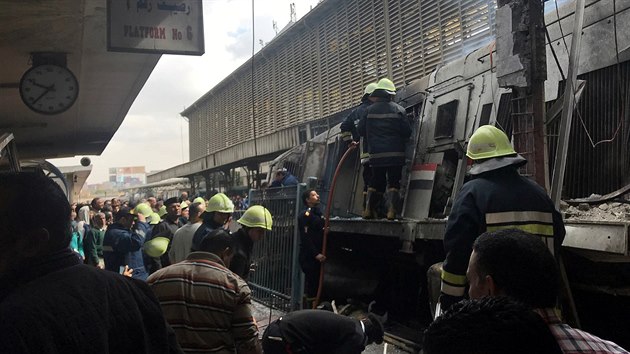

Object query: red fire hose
[312,141,358,309]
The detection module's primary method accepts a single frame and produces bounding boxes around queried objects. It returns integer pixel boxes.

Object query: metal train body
[270,1,630,345]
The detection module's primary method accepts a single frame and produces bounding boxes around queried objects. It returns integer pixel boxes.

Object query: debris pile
[562,201,630,221]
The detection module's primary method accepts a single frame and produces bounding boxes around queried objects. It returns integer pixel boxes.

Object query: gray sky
[50,0,319,184]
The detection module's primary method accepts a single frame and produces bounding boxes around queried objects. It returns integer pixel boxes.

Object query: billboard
[107,0,204,55]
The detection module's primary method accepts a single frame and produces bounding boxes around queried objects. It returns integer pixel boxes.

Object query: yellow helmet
[148,212,162,225]
[158,205,167,217]
[207,193,234,213]
[364,82,378,95]
[180,201,189,209]
[375,78,396,95]
[237,205,273,230]
[193,197,205,204]
[144,237,170,258]
[466,125,517,160]
[134,203,153,217]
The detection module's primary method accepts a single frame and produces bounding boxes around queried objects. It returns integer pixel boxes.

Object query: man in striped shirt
[148,229,261,354]
[467,229,628,353]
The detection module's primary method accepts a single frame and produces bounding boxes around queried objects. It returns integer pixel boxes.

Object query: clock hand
[31,86,51,105]
[31,81,53,90]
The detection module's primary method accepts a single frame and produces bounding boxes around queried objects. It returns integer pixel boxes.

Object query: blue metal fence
[236,184,304,311]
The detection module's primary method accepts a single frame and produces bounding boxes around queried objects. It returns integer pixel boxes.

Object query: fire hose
[312,141,358,309]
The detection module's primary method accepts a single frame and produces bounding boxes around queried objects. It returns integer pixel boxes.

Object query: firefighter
[358,78,412,220]
[191,193,234,252]
[438,125,566,312]
[143,197,183,274]
[230,205,273,280]
[340,82,378,209]
[297,189,325,300]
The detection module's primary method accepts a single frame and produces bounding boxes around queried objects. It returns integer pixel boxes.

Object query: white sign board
[108,0,204,55]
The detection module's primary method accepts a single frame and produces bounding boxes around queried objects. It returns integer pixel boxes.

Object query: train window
[435,100,459,139]
[479,103,493,126]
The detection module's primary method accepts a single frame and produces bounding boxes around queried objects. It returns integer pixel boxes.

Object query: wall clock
[19,64,79,115]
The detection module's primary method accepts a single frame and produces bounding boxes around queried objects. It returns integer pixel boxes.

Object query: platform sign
[107,0,204,55]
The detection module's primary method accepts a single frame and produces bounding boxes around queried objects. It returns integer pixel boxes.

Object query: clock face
[19,64,79,115]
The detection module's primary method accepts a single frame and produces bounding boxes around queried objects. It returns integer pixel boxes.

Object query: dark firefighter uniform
[229,228,254,280]
[341,97,373,203]
[297,205,325,298]
[357,82,411,219]
[440,125,566,310]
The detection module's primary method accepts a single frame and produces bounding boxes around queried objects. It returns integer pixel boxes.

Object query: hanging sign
[107,0,204,55]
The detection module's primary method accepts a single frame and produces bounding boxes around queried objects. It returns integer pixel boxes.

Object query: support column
[496,0,548,189]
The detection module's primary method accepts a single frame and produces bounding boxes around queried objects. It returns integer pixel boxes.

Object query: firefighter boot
[363,188,380,219]
[362,191,368,210]
[363,188,375,219]
[387,188,400,220]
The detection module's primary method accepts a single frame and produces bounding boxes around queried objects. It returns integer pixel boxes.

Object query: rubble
[565,201,630,221]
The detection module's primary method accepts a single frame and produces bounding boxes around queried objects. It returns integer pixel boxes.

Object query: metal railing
[0,133,21,172]
[240,184,304,311]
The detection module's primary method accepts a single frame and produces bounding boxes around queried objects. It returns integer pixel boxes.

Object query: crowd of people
[2,78,629,352]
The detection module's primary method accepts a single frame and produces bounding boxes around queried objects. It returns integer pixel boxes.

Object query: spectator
[270,168,299,188]
[90,197,104,213]
[84,212,107,268]
[103,207,150,281]
[423,297,562,354]
[0,172,181,353]
[111,198,121,214]
[148,229,261,354]
[69,211,84,260]
[169,202,206,263]
[147,197,158,211]
[104,210,113,226]
[262,310,384,354]
[179,191,189,203]
[467,229,628,353]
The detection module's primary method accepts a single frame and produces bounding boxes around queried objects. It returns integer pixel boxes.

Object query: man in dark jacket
[438,125,565,312]
[340,82,378,209]
[358,78,412,220]
[103,207,151,281]
[0,172,181,354]
[144,197,183,274]
[262,310,384,354]
[270,168,299,188]
[230,205,273,280]
[191,192,234,251]
[297,189,326,299]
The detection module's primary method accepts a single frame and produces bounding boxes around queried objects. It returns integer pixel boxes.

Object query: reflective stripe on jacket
[440,166,565,304]
[357,99,411,167]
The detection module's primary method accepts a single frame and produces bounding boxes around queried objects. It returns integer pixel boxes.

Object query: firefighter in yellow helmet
[191,193,234,251]
[143,197,183,274]
[438,125,565,313]
[230,205,273,280]
[358,78,412,220]
[340,82,378,210]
